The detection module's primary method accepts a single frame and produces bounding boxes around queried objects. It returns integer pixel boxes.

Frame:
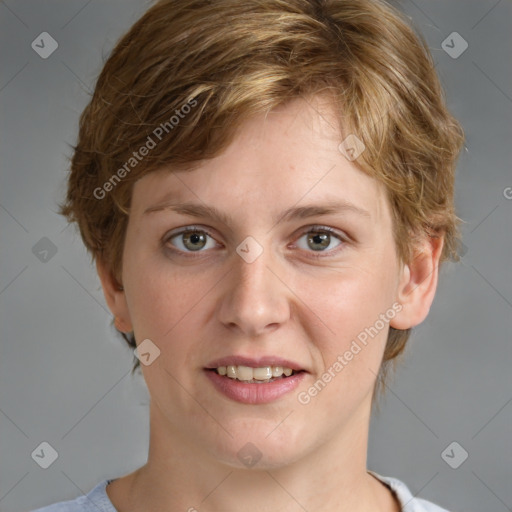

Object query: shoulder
[30,479,115,512]
[369,471,452,512]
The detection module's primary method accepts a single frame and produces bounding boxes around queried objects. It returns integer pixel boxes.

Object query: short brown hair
[60,0,465,382]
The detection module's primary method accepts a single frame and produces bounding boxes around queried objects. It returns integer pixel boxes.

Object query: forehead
[130,96,389,225]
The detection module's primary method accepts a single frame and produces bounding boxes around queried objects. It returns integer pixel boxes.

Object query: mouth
[204,357,307,404]
[206,365,304,383]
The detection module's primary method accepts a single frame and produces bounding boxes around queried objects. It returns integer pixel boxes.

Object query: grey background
[0,1,511,511]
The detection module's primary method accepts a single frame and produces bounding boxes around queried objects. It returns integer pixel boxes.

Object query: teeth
[272,366,284,377]
[237,365,254,381]
[253,366,272,380]
[227,365,237,379]
[217,365,296,381]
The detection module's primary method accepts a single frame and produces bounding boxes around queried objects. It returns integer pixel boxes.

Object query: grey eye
[296,230,342,252]
[168,230,216,252]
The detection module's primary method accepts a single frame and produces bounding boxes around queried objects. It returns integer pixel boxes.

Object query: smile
[215,364,296,382]
[204,358,307,404]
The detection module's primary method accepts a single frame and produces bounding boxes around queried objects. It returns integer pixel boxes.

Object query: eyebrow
[143,199,372,225]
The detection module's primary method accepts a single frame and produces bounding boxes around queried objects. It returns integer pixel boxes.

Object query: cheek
[123,246,206,341]
[299,258,398,372]
[293,275,394,416]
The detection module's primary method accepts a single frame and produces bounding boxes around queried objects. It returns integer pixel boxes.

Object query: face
[101,95,434,470]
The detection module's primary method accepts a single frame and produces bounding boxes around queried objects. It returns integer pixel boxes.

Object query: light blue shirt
[31,471,450,511]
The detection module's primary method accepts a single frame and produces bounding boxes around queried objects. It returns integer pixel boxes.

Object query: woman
[33,0,464,510]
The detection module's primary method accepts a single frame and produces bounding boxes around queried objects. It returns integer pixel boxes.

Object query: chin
[204,421,310,471]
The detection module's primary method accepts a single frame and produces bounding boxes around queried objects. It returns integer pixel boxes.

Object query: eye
[165,227,218,253]
[163,225,348,257]
[294,226,346,257]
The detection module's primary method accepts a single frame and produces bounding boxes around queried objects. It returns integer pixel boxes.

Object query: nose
[217,243,291,337]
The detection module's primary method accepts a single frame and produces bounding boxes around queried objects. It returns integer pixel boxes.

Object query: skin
[97,94,443,512]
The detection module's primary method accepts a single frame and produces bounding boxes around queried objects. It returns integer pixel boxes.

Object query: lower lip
[205,370,306,404]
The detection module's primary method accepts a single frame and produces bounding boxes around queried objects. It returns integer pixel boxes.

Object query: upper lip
[205,356,306,372]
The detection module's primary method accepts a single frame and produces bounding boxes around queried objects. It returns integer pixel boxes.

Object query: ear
[390,234,444,330]
[96,257,133,333]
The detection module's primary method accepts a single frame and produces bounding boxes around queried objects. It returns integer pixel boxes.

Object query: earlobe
[113,315,131,333]
[96,258,133,333]
[390,235,444,330]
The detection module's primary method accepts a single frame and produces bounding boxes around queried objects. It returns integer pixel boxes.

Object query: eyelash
[163,225,349,259]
